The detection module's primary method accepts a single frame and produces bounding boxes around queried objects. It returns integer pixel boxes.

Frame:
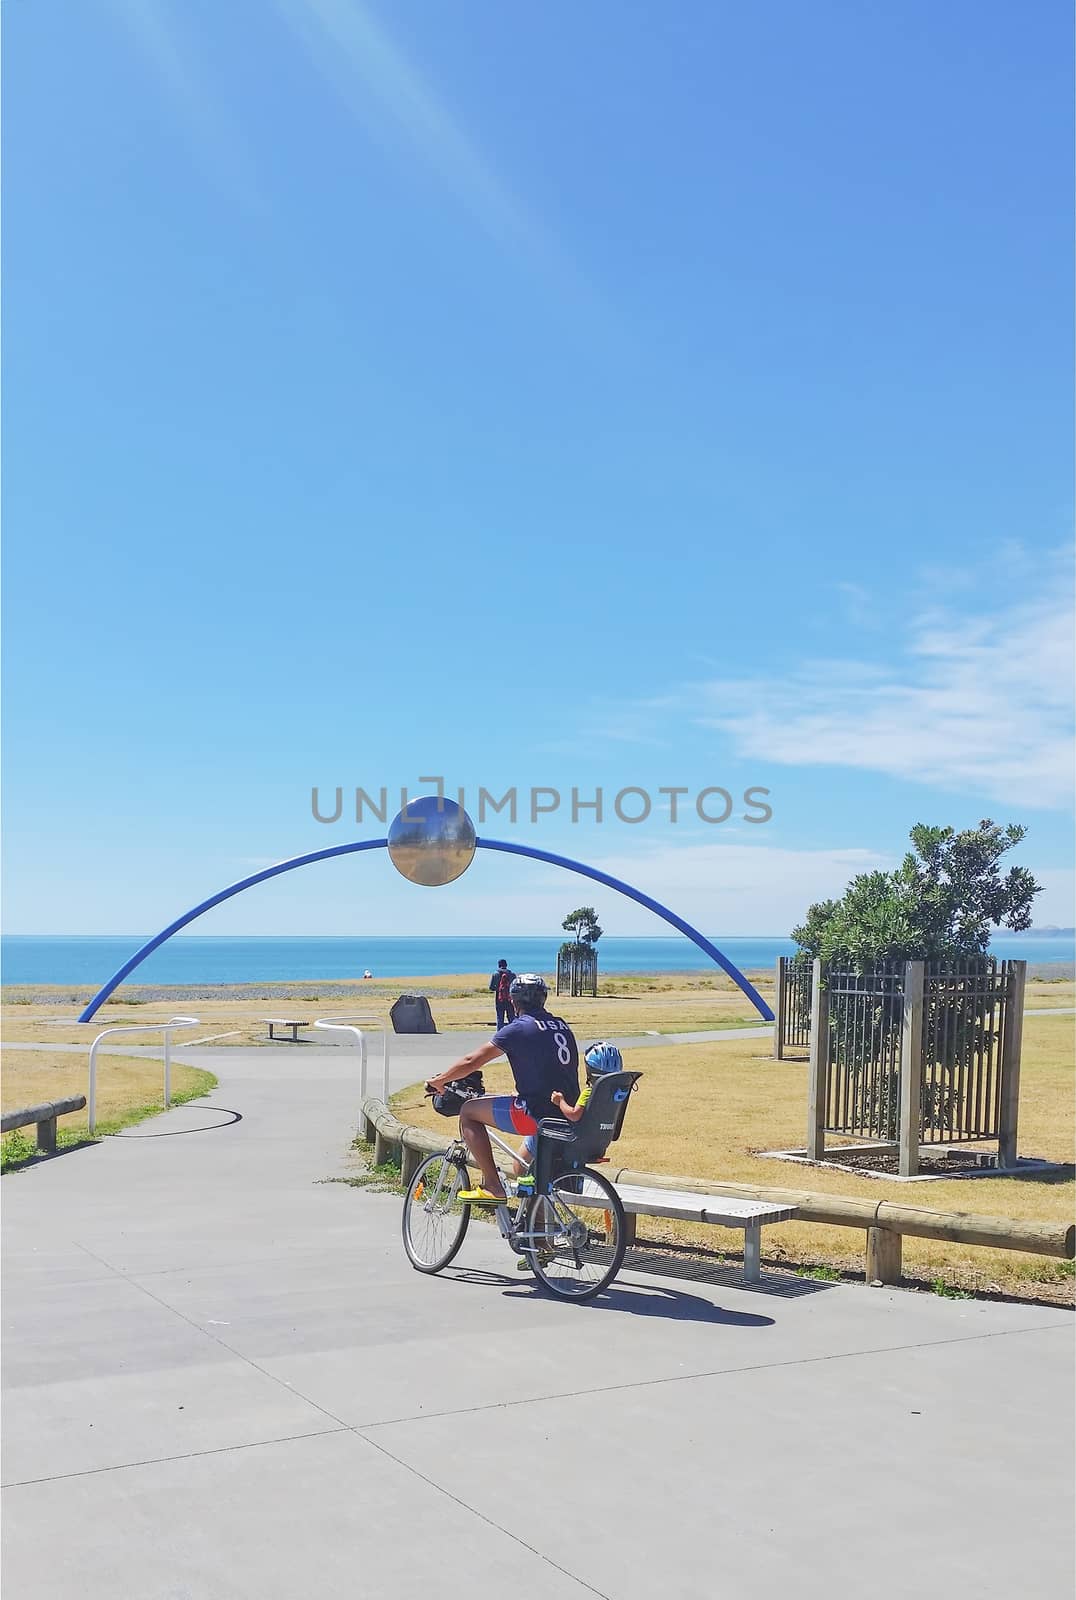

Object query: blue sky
[3,0,1073,938]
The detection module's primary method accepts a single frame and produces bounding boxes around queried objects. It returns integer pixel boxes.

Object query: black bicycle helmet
[508,972,548,1010]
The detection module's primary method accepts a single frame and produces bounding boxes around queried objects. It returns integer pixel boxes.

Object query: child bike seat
[534,1070,642,1192]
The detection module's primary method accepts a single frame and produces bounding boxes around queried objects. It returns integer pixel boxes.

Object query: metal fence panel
[556,945,598,997]
[920,960,1010,1143]
[778,956,813,1050]
[821,959,1016,1145]
[824,965,905,1139]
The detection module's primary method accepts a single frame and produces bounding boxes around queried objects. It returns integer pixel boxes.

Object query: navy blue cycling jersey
[491,1010,580,1121]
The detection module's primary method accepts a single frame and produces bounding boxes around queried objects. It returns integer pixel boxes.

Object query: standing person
[426,974,578,1203]
[488,957,516,1030]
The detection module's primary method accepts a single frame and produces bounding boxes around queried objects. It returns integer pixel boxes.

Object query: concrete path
[3,1026,773,1058]
[3,1039,1072,1600]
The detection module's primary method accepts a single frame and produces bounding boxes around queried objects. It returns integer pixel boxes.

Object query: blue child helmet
[583,1040,622,1079]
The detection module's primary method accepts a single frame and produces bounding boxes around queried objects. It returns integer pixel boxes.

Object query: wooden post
[998,960,1027,1169]
[621,1212,638,1248]
[373,1127,398,1167]
[773,958,786,1060]
[35,1116,57,1155]
[806,959,828,1159]
[866,1226,902,1285]
[899,961,924,1177]
[400,1140,422,1186]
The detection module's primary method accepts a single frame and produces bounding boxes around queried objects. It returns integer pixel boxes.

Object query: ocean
[2,933,1073,987]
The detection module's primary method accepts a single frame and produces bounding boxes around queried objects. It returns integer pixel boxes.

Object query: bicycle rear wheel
[525,1168,626,1301]
[402,1152,471,1273]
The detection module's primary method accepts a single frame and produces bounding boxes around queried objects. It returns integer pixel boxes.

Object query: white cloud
[12,834,1071,936]
[205,839,1072,935]
[695,581,1074,809]
[374,838,895,938]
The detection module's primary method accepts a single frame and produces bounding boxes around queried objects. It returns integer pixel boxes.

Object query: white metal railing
[86,1018,200,1134]
[313,1014,391,1103]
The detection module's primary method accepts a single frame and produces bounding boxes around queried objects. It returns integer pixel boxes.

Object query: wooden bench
[614,1185,798,1282]
[2,1096,87,1155]
[263,1018,309,1042]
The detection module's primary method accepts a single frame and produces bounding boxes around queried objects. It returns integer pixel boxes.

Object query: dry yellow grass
[395,1013,1075,1299]
[0,970,778,1048]
[1,1049,213,1135]
[3,971,1071,1050]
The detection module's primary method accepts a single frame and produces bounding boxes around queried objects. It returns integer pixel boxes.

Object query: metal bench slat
[564,1178,799,1285]
[616,1185,796,1226]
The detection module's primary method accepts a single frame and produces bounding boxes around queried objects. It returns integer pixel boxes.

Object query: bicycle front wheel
[402,1152,471,1273]
[525,1168,626,1301]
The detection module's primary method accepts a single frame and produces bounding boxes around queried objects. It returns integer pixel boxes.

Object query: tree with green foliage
[792,821,1040,970]
[561,906,603,948]
[558,906,602,997]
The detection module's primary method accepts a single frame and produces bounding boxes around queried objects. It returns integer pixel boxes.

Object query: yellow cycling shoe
[457,1186,506,1206]
[517,1251,554,1271]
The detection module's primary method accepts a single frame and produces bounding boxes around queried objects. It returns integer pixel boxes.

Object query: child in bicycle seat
[510,1041,623,1184]
[511,1040,624,1271]
[551,1039,622,1122]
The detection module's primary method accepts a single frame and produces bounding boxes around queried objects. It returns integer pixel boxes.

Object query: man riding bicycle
[425,973,579,1205]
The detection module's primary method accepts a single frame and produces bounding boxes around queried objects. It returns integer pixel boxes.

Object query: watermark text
[310,778,772,827]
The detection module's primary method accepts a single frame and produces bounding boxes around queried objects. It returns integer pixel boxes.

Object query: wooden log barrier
[2,1095,88,1155]
[363,1102,404,1168]
[400,1125,452,1186]
[363,1100,515,1186]
[607,1166,1074,1259]
[360,1100,1075,1280]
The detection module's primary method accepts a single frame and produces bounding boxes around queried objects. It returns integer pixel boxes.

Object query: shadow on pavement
[0,1106,243,1172]
[439,1265,776,1326]
[503,1280,775,1326]
[618,1248,838,1298]
[115,1106,243,1137]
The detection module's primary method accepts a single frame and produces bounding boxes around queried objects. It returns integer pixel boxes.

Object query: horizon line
[4,930,1069,940]
[1,930,796,940]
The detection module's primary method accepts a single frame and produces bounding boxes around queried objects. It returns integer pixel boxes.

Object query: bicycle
[402,1071,641,1303]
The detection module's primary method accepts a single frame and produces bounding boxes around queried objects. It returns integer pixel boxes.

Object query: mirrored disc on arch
[386,796,477,886]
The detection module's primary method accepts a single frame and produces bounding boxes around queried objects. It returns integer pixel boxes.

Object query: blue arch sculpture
[77,836,773,1022]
